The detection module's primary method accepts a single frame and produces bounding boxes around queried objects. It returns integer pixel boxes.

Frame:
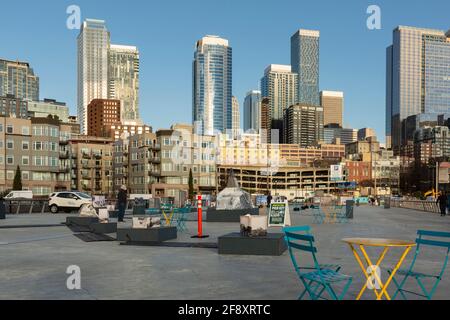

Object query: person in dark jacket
[267,193,273,208]
[437,192,448,217]
[117,185,128,222]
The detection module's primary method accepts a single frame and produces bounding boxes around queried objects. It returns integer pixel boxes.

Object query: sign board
[330,165,343,181]
[268,201,291,227]
[439,164,450,184]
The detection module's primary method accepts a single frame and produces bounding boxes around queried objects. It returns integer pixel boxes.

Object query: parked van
[4,190,33,200]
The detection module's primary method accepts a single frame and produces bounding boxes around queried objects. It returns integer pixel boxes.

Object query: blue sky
[1,0,449,142]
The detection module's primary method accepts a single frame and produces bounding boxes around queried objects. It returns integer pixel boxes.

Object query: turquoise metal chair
[283,226,352,300]
[173,206,190,233]
[333,205,348,224]
[312,207,324,224]
[388,230,450,300]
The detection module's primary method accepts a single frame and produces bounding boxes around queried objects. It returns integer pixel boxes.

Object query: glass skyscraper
[108,45,140,122]
[232,96,240,137]
[0,59,39,101]
[386,26,450,150]
[77,19,110,134]
[193,35,232,136]
[243,90,262,132]
[260,65,298,121]
[291,29,320,106]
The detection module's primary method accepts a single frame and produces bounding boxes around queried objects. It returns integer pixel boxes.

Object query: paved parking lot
[0,206,449,300]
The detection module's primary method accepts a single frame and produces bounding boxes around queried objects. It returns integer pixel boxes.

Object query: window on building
[6,171,14,180]
[22,141,29,150]
[6,125,13,134]
[34,156,46,166]
[22,156,29,166]
[49,157,58,167]
[33,141,43,150]
[6,155,14,165]
[163,138,171,146]
[22,171,30,181]
[6,140,14,149]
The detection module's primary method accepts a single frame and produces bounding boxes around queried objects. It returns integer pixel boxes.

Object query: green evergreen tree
[188,168,194,200]
[13,166,22,191]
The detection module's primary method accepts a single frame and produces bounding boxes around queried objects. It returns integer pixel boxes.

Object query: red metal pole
[197,195,203,238]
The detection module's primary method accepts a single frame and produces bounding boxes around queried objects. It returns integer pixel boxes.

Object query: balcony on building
[82,163,91,170]
[149,143,161,151]
[59,151,69,159]
[150,170,161,177]
[82,152,92,159]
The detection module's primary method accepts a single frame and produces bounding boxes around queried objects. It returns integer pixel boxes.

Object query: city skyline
[1,0,450,142]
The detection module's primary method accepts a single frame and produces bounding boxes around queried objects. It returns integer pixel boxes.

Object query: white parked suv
[48,192,93,214]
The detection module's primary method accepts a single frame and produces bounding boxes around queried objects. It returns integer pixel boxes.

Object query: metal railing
[2,199,172,215]
[390,199,440,214]
[3,199,117,215]
[3,200,50,214]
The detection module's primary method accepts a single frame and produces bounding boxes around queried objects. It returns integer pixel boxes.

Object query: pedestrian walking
[267,193,273,207]
[437,192,448,217]
[117,185,128,222]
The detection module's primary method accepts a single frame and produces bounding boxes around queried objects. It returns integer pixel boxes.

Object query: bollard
[191,195,209,239]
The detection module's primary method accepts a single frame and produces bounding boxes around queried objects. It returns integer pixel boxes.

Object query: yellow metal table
[161,209,175,226]
[342,238,416,300]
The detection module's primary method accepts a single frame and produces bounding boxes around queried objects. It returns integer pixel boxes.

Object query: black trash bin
[0,199,6,220]
[346,200,354,219]
[133,198,147,216]
[384,197,391,209]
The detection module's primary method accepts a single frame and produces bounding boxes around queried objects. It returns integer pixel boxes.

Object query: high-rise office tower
[386,26,450,151]
[232,96,240,137]
[340,128,358,145]
[291,29,320,106]
[320,91,344,127]
[283,104,324,148]
[260,97,272,143]
[77,19,110,134]
[193,35,232,135]
[108,45,140,122]
[243,90,261,132]
[358,128,377,141]
[0,59,39,101]
[87,99,121,137]
[261,64,298,121]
